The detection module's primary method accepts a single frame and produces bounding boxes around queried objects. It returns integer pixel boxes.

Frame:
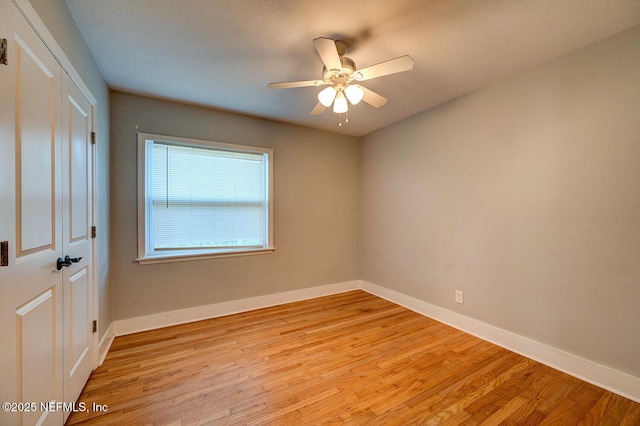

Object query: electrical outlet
[455,290,464,304]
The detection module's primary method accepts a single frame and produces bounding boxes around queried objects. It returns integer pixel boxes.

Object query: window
[137,133,274,264]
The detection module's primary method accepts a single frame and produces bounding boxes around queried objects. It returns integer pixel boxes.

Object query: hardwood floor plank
[578,392,613,426]
[599,394,640,425]
[66,291,639,425]
[430,357,535,424]
[481,395,529,425]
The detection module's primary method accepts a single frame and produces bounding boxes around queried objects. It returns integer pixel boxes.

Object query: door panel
[16,288,58,426]
[62,72,94,415]
[15,33,57,255]
[69,95,89,242]
[68,269,90,373]
[0,2,64,425]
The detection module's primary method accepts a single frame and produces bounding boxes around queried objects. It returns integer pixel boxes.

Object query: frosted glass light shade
[318,87,337,107]
[333,91,348,113]
[345,84,364,105]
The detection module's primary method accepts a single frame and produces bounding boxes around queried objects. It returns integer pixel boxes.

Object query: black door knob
[57,255,83,270]
[56,257,71,271]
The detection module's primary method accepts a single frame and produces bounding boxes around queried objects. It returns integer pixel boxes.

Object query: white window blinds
[149,142,267,251]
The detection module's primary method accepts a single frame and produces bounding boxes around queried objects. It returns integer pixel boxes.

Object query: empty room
[1,0,639,424]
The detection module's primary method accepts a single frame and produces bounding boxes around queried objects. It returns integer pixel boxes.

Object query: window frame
[136,132,274,264]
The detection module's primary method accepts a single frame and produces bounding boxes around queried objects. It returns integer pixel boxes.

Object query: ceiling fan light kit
[344,84,364,105]
[318,86,337,107]
[333,91,348,113]
[268,37,414,125]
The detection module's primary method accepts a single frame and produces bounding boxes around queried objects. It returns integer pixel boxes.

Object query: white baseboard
[361,280,640,403]
[113,280,361,336]
[97,322,115,367]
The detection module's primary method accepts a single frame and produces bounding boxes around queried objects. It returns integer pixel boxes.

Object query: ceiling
[65,0,640,137]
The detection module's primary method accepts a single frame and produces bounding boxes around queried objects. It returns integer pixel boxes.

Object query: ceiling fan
[268,37,414,119]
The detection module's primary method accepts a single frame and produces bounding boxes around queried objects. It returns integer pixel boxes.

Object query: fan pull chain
[338,111,349,127]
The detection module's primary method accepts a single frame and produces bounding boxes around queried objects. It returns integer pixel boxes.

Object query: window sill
[136,247,275,265]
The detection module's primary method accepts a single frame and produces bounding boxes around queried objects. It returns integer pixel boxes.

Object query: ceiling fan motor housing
[323,56,357,81]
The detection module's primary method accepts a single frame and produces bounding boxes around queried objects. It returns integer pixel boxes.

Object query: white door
[0,1,94,424]
[0,1,64,424]
[61,72,94,418]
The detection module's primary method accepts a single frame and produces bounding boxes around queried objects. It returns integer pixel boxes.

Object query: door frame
[13,0,101,368]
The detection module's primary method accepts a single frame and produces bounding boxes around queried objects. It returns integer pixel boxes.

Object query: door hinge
[0,39,7,65]
[91,226,96,239]
[1,241,8,266]
[92,320,97,333]
[91,131,96,145]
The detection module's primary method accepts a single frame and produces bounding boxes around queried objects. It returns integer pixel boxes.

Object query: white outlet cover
[455,290,464,304]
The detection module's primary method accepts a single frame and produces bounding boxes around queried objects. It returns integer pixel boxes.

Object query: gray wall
[361,26,640,377]
[28,0,112,339]
[110,92,361,320]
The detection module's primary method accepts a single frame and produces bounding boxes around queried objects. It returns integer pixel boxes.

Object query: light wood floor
[67,291,639,425]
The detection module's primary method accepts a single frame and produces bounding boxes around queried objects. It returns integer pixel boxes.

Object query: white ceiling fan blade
[268,80,326,89]
[361,86,388,108]
[313,37,342,73]
[310,102,326,115]
[356,55,414,81]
